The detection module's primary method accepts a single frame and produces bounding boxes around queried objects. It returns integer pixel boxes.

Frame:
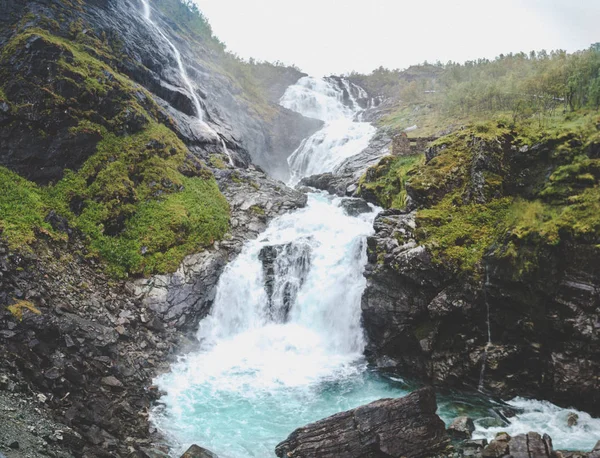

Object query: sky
[191,0,599,77]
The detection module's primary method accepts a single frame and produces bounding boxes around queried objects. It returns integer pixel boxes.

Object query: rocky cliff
[359,120,600,416]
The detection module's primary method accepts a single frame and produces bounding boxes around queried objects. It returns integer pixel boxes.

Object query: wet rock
[462,439,487,457]
[340,198,372,216]
[448,416,475,440]
[567,412,579,427]
[258,240,311,322]
[180,444,219,458]
[101,376,124,389]
[482,433,510,457]
[509,432,555,458]
[275,387,450,458]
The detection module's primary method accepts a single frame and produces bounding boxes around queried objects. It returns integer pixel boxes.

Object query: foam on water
[473,397,600,451]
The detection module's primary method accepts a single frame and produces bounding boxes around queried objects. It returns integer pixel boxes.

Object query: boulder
[180,445,218,458]
[482,432,510,457]
[508,432,555,458]
[340,198,372,216]
[275,387,450,458]
[448,416,475,440]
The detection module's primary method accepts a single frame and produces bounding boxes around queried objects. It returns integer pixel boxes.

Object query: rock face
[0,0,321,183]
[180,444,219,458]
[258,239,311,322]
[361,131,600,416]
[340,198,373,216]
[482,432,557,458]
[274,387,450,458]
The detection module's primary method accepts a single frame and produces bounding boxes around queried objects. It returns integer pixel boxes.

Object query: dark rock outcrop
[361,132,600,416]
[258,239,311,321]
[274,387,450,458]
[340,198,373,216]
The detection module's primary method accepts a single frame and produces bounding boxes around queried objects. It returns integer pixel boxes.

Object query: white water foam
[152,194,407,457]
[473,397,600,451]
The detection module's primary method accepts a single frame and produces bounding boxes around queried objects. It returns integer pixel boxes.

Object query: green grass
[379,112,600,276]
[416,196,512,274]
[0,167,59,248]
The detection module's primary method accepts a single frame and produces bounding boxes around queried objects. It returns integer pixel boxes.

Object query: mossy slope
[362,114,600,276]
[0,23,229,278]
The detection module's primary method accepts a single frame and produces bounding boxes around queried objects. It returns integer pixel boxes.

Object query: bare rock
[448,416,475,440]
[482,432,510,457]
[180,444,219,458]
[275,386,450,458]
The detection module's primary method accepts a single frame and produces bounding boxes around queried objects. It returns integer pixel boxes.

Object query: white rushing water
[153,194,413,456]
[280,76,376,184]
[140,0,233,162]
[473,398,600,451]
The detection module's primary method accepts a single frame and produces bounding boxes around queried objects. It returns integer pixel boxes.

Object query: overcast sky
[191,0,599,76]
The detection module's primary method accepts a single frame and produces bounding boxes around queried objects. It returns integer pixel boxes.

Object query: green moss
[357,154,424,208]
[209,155,228,170]
[416,195,512,274]
[94,176,229,278]
[0,28,229,278]
[7,300,41,321]
[249,205,265,216]
[42,122,230,278]
[0,167,60,249]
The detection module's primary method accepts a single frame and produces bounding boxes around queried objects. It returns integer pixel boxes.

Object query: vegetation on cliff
[361,113,600,276]
[0,18,229,278]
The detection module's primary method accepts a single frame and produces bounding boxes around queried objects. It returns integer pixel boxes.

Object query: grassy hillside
[360,112,600,277]
[350,44,600,137]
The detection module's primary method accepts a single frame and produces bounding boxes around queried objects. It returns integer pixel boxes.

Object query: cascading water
[151,72,600,456]
[280,76,376,184]
[139,0,233,164]
[152,194,413,456]
[140,0,204,120]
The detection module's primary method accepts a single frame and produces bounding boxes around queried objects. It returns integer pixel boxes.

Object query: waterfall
[280,76,376,184]
[478,263,493,392]
[151,75,403,456]
[140,0,235,165]
[153,194,405,457]
[140,0,204,120]
[221,138,234,166]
